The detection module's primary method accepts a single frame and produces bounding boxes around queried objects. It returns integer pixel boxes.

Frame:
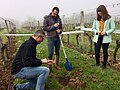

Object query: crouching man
[11,29,54,90]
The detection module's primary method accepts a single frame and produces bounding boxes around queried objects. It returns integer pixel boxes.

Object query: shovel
[59,34,72,71]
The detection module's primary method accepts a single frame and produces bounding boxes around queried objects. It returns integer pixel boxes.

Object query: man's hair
[52,7,59,12]
[34,29,45,37]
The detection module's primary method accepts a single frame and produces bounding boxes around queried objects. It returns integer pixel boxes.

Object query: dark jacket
[11,37,42,75]
[43,13,63,38]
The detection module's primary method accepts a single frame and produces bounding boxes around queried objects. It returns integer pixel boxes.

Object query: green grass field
[13,28,120,90]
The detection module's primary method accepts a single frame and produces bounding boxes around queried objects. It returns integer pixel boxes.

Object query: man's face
[37,36,44,44]
[52,10,59,17]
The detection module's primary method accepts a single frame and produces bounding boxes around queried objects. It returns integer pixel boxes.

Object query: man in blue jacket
[11,30,54,90]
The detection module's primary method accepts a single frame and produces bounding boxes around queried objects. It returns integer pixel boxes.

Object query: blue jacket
[92,17,115,43]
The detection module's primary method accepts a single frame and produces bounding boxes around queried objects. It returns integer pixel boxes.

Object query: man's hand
[54,23,59,27]
[41,58,55,65]
[56,29,61,34]
[41,58,48,64]
[47,60,55,65]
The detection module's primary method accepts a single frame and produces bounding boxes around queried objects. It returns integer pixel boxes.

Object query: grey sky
[0,0,119,21]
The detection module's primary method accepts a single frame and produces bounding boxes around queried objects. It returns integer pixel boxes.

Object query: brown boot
[54,55,62,70]
[48,64,52,72]
[48,58,53,72]
[54,64,62,70]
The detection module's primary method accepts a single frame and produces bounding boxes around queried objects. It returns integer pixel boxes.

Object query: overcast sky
[0,0,120,21]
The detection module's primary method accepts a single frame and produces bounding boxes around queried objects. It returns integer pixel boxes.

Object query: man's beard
[37,42,41,44]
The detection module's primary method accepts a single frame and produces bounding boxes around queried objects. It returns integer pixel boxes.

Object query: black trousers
[94,35,109,66]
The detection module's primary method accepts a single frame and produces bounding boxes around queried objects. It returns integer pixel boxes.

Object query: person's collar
[29,37,38,46]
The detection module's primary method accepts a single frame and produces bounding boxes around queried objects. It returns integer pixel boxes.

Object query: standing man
[43,7,63,70]
[11,30,54,90]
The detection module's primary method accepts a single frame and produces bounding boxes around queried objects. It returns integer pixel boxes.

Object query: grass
[13,29,120,90]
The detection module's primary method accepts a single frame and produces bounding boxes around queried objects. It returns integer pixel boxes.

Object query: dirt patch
[58,68,85,89]
[58,76,70,86]
[108,60,120,72]
[68,77,86,89]
[0,58,14,90]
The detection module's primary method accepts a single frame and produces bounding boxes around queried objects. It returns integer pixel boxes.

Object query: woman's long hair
[96,5,111,21]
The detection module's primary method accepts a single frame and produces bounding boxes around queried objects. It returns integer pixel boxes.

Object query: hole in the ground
[58,76,70,86]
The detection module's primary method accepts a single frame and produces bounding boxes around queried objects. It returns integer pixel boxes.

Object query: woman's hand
[100,32,106,35]
[96,31,101,35]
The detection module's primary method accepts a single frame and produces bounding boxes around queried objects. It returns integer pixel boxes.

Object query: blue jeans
[15,66,50,90]
[47,36,60,59]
